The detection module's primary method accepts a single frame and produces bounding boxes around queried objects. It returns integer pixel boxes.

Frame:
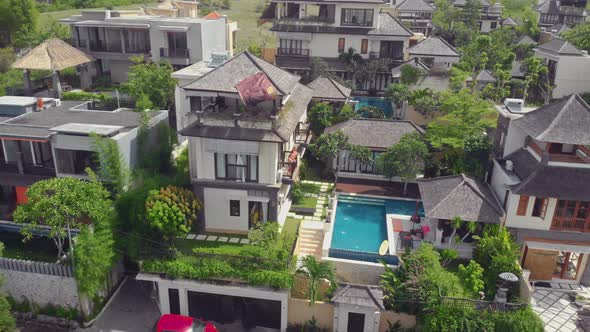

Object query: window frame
[531,197,548,219]
[229,200,240,217]
[214,153,259,183]
[338,38,345,53]
[361,39,368,54]
[340,8,374,27]
[516,195,529,216]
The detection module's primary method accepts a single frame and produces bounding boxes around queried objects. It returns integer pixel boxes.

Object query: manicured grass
[300,183,322,195]
[0,232,60,263]
[175,238,243,254]
[282,217,301,237]
[292,196,318,209]
[40,3,158,28]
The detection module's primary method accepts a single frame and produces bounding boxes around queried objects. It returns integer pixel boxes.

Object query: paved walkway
[531,287,584,332]
[287,180,332,223]
[180,233,250,244]
[80,278,160,332]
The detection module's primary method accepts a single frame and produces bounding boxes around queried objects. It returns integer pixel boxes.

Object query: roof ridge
[427,179,464,218]
[461,176,505,216]
[245,51,287,95]
[180,51,246,89]
[327,77,348,98]
[537,95,576,141]
[381,10,415,36]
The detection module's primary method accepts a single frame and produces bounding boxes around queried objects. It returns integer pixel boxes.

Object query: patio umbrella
[11,38,94,98]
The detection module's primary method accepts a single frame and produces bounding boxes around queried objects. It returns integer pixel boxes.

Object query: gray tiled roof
[271,12,413,37]
[548,23,570,34]
[502,17,518,26]
[407,36,461,57]
[475,69,496,83]
[182,52,300,95]
[332,284,384,310]
[507,149,590,201]
[417,174,504,223]
[324,119,424,149]
[510,60,526,79]
[513,94,590,145]
[395,0,435,12]
[536,38,584,56]
[391,58,429,78]
[0,100,155,139]
[516,35,536,45]
[180,83,312,142]
[307,76,351,101]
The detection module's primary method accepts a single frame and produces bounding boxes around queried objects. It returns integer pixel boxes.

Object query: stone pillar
[23,70,32,96]
[179,288,189,316]
[157,283,170,314]
[280,297,288,331]
[52,71,62,99]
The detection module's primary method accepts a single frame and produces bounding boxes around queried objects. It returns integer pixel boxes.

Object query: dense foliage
[145,186,202,239]
[307,102,356,136]
[0,243,16,331]
[423,305,543,332]
[123,58,176,110]
[561,23,590,51]
[92,133,129,195]
[142,222,296,288]
[296,255,336,304]
[309,130,371,181]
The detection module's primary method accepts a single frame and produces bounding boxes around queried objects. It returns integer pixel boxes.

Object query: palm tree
[339,47,363,88]
[296,255,336,305]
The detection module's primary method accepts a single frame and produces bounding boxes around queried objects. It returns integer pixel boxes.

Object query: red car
[156,314,218,332]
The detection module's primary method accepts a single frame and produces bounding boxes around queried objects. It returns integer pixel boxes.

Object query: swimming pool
[330,195,424,254]
[351,97,394,117]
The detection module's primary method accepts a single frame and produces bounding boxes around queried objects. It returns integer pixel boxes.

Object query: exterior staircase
[297,220,324,262]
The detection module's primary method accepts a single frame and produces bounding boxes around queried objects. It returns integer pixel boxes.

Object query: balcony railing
[160,47,189,58]
[278,16,335,24]
[369,52,403,61]
[89,40,123,53]
[23,164,56,177]
[0,162,18,173]
[295,123,311,145]
[551,217,590,232]
[528,141,590,164]
[276,48,309,57]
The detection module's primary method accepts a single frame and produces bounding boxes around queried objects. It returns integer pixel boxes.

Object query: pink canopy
[235,72,278,105]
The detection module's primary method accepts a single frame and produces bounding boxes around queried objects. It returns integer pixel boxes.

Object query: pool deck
[335,178,421,200]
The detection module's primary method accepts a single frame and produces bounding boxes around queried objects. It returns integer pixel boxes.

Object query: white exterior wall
[503,120,528,158]
[259,141,279,185]
[504,193,558,231]
[489,159,519,204]
[534,50,590,99]
[303,33,408,59]
[204,187,250,232]
[334,303,381,332]
[108,59,132,83]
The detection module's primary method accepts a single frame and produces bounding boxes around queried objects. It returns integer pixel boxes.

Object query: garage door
[187,291,281,329]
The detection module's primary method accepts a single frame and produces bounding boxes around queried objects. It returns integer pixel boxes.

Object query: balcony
[528,141,590,164]
[551,217,590,232]
[0,162,18,173]
[89,40,123,53]
[369,52,403,61]
[276,48,309,57]
[160,47,189,58]
[22,164,56,177]
[295,122,311,145]
[277,16,335,24]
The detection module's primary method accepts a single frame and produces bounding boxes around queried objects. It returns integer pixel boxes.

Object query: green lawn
[175,238,243,255]
[292,196,318,209]
[0,233,60,263]
[300,183,321,195]
[41,0,275,51]
[282,217,301,237]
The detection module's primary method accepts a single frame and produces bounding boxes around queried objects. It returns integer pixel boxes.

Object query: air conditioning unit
[504,98,524,113]
[505,160,514,171]
[208,51,229,68]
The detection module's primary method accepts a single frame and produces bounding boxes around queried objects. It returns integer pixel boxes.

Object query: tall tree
[561,23,590,51]
[4,0,39,42]
[462,0,482,31]
[522,56,549,104]
[338,47,363,87]
[376,133,430,195]
[308,102,334,136]
[124,57,177,110]
[13,175,112,257]
[432,0,458,32]
[296,255,336,305]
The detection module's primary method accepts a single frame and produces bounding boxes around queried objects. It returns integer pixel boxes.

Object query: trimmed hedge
[61,91,114,103]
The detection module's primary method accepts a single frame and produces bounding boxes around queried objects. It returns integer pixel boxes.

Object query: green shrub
[291,182,304,203]
[61,91,113,103]
[357,105,386,119]
[145,186,202,239]
[457,260,485,297]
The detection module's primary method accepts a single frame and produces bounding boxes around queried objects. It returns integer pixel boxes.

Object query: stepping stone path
[184,233,246,244]
[296,180,333,222]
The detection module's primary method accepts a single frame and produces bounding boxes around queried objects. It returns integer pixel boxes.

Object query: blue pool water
[351,97,394,117]
[330,196,424,254]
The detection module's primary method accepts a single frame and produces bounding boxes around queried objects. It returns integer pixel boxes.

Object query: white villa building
[60,1,238,85]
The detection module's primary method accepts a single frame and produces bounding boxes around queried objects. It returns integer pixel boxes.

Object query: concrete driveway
[531,287,585,332]
[80,278,161,332]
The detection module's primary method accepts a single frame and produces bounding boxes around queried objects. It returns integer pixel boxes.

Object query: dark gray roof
[502,17,518,26]
[475,69,496,83]
[536,38,584,56]
[331,284,384,310]
[417,174,504,223]
[272,12,413,37]
[0,100,153,140]
[407,36,461,57]
[272,0,383,3]
[324,119,424,149]
[180,83,312,142]
[536,0,587,16]
[548,23,570,34]
[510,60,526,79]
[507,149,590,201]
[535,0,559,14]
[395,0,435,12]
[182,52,300,95]
[307,76,351,101]
[516,35,536,45]
[391,59,429,79]
[513,94,590,145]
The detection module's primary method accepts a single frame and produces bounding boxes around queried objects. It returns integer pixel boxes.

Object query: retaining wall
[288,298,334,330]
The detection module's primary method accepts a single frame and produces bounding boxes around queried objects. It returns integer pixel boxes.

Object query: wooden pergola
[11,38,93,98]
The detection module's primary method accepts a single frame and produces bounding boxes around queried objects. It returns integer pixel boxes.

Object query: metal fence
[0,257,73,277]
[439,296,527,312]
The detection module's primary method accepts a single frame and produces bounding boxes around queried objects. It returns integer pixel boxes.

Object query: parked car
[156,314,217,332]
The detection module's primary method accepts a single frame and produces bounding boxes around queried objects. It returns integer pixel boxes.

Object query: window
[167,31,187,50]
[361,39,368,54]
[214,153,258,182]
[279,39,303,55]
[190,96,202,112]
[490,21,497,29]
[516,195,529,216]
[340,8,373,26]
[230,200,240,216]
[338,38,345,53]
[532,197,548,218]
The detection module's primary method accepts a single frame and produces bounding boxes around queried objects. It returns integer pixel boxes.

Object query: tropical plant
[145,186,202,239]
[332,103,357,124]
[13,175,112,257]
[457,260,485,297]
[561,22,590,51]
[376,133,430,195]
[92,133,129,196]
[522,56,550,104]
[386,83,411,109]
[357,105,386,119]
[308,102,334,136]
[296,255,336,304]
[400,65,423,85]
[309,130,350,182]
[123,57,176,110]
